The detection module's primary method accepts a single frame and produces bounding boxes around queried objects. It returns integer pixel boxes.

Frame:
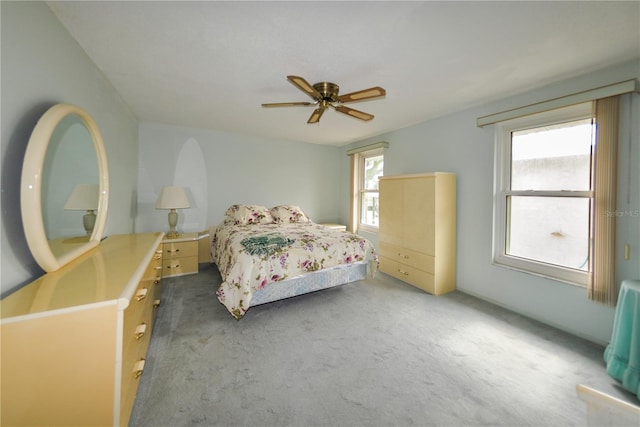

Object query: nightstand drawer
[162,240,197,259]
[162,256,198,277]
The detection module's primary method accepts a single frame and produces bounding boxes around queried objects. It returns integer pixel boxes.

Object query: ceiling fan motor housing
[313,82,340,103]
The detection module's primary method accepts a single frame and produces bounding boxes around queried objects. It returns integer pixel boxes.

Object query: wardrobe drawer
[163,240,197,259]
[379,241,434,274]
[380,257,435,294]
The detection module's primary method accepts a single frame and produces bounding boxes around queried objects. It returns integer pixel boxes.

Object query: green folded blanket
[241,234,295,256]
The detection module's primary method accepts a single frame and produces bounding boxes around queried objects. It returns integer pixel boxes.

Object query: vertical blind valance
[346,141,389,156]
[476,79,637,127]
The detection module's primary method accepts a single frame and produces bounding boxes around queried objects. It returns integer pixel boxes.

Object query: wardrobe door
[379,178,404,247]
[404,176,435,256]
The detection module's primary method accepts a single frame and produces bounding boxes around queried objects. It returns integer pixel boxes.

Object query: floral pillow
[270,205,311,223]
[224,204,274,225]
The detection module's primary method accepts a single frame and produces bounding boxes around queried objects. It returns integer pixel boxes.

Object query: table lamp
[156,186,190,238]
[64,183,99,235]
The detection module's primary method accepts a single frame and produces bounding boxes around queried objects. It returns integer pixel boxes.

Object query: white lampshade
[155,186,191,209]
[64,184,99,210]
[156,186,190,239]
[64,183,99,235]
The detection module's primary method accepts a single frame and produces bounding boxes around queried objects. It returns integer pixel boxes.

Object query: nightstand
[320,223,347,232]
[162,232,199,278]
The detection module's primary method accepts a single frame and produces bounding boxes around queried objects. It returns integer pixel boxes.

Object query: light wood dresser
[162,232,199,277]
[1,232,164,426]
[379,172,456,295]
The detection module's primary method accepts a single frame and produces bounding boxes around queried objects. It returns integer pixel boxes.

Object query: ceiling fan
[262,75,386,124]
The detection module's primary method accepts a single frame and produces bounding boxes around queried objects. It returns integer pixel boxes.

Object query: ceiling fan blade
[338,86,386,103]
[262,102,314,108]
[334,105,374,121]
[307,108,324,124]
[287,75,322,101]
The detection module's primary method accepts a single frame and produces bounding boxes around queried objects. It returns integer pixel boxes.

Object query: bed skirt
[250,261,369,307]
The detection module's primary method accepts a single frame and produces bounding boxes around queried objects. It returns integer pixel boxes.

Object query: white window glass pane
[511,119,593,191]
[360,192,379,226]
[507,196,589,271]
[364,155,383,190]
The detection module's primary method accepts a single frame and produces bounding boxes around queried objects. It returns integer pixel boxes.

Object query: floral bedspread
[211,222,378,319]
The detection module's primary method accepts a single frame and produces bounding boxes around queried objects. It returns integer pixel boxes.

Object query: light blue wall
[343,60,640,344]
[0,1,139,296]
[135,123,343,234]
[2,1,637,346]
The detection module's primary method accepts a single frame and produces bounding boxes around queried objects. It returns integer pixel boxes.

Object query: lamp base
[166,209,180,239]
[83,210,96,236]
[165,230,180,239]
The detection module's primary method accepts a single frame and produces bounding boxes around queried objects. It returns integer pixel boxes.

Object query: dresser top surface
[1,233,163,320]
[162,232,199,243]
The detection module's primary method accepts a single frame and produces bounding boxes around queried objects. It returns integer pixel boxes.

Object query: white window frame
[493,102,594,286]
[356,148,383,234]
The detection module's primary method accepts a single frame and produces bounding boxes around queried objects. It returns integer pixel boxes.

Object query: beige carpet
[129,263,634,426]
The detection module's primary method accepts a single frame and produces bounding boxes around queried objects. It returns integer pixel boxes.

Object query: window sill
[357,224,379,235]
[492,255,588,288]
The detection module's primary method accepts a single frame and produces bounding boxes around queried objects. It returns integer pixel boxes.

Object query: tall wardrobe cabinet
[379,172,456,295]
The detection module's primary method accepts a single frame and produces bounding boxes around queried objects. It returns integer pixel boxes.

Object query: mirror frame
[21,104,109,272]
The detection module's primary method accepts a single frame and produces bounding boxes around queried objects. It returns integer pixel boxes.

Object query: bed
[211,204,378,319]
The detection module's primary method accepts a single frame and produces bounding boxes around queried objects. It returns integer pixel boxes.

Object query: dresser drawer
[120,349,148,425]
[120,288,154,424]
[120,370,141,426]
[143,246,164,281]
[123,286,154,355]
[163,240,197,259]
[379,241,435,274]
[380,257,435,294]
[162,256,198,277]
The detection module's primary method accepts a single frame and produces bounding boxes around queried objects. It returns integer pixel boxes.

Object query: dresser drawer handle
[154,277,161,284]
[154,266,162,271]
[166,264,180,269]
[133,359,146,379]
[156,249,163,254]
[153,299,161,308]
[134,323,147,340]
[397,269,410,276]
[167,248,180,254]
[154,254,162,260]
[135,288,148,301]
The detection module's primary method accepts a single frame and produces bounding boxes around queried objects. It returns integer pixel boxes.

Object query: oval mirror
[21,104,109,272]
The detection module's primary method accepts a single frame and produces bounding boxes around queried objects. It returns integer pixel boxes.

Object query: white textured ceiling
[48,1,639,146]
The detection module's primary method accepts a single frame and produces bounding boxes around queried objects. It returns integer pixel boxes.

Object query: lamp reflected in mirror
[156,186,190,239]
[64,183,99,235]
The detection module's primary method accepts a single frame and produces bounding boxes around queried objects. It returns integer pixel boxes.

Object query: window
[493,102,595,285]
[351,148,383,232]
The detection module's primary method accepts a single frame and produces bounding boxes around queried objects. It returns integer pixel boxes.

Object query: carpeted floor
[129,263,635,426]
